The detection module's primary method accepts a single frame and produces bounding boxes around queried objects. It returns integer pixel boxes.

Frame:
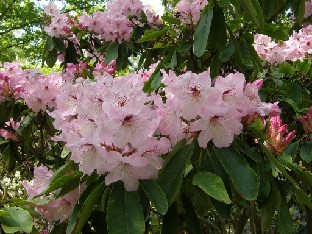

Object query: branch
[0,18,43,36]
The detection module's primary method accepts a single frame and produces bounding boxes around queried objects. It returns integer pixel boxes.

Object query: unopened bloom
[298,106,312,133]
[264,116,296,154]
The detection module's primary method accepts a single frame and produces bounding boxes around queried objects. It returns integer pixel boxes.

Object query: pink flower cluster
[44,2,72,37]
[21,72,63,112]
[254,25,312,64]
[299,106,312,133]
[157,70,280,148]
[176,0,208,25]
[50,74,171,191]
[45,0,159,43]
[0,62,25,101]
[305,0,312,18]
[0,118,20,141]
[47,67,279,191]
[264,116,296,154]
[23,166,84,223]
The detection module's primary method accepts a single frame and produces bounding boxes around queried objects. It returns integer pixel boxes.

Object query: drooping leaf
[105,43,119,64]
[66,181,106,234]
[140,180,168,215]
[278,196,294,234]
[193,171,231,204]
[214,147,259,200]
[193,9,213,57]
[158,143,194,205]
[137,28,169,43]
[106,182,145,234]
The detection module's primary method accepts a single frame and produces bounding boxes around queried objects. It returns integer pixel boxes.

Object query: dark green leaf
[140,180,168,215]
[182,195,202,234]
[209,8,227,52]
[161,15,181,25]
[279,62,295,75]
[220,40,235,62]
[193,9,213,57]
[214,147,259,200]
[105,43,119,64]
[158,143,194,205]
[107,182,145,234]
[161,204,179,234]
[300,141,312,163]
[193,171,231,204]
[46,49,58,68]
[137,28,169,43]
[278,197,294,234]
[261,182,280,233]
[53,37,66,53]
[66,181,106,234]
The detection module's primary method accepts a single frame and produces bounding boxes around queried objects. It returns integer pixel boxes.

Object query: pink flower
[0,118,21,141]
[23,166,86,223]
[264,116,296,155]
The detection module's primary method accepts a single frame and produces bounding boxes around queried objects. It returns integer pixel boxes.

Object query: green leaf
[151,71,162,90]
[300,141,312,163]
[53,37,66,53]
[105,43,119,64]
[45,36,54,52]
[107,182,145,234]
[210,53,221,78]
[193,9,213,57]
[284,141,299,156]
[261,182,280,233]
[140,180,168,215]
[137,28,169,43]
[40,171,82,196]
[214,147,259,200]
[158,143,194,205]
[220,40,235,62]
[279,62,295,75]
[66,181,106,234]
[209,7,227,52]
[46,49,58,68]
[161,204,179,234]
[232,138,262,162]
[278,197,294,234]
[238,0,264,29]
[161,15,181,25]
[16,112,35,134]
[193,172,231,204]
[182,195,202,234]
[295,60,311,73]
[0,207,33,233]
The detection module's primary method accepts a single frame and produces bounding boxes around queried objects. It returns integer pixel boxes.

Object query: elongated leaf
[40,171,82,196]
[107,182,145,234]
[193,9,213,57]
[140,180,168,215]
[278,197,294,234]
[158,143,194,205]
[46,49,58,68]
[209,7,227,52]
[214,147,259,200]
[137,28,169,43]
[161,204,179,234]
[232,138,262,162]
[261,182,280,233]
[105,43,119,64]
[66,181,106,234]
[193,171,231,204]
[161,15,181,25]
[182,195,202,234]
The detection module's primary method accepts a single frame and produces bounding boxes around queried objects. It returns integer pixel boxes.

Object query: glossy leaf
[0,207,33,233]
[158,143,194,205]
[214,147,259,200]
[105,43,119,64]
[140,180,168,215]
[66,181,106,234]
[300,141,312,163]
[193,171,231,204]
[193,9,213,57]
[107,182,145,234]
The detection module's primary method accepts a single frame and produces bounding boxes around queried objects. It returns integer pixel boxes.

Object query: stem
[234,208,248,234]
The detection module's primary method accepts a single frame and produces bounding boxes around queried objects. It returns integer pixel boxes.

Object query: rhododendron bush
[0,0,311,233]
